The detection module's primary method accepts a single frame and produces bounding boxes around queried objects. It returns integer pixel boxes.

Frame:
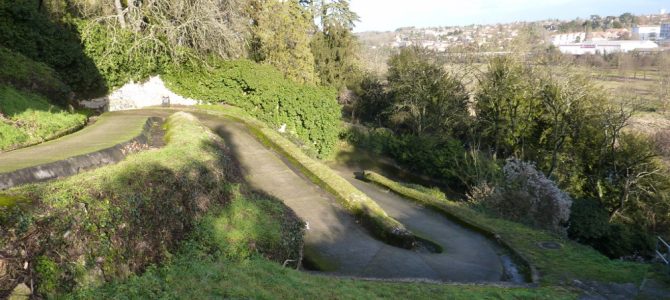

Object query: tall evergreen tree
[310,0,360,88]
[249,0,316,84]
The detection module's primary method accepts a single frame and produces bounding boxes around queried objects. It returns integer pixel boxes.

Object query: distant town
[358,10,670,55]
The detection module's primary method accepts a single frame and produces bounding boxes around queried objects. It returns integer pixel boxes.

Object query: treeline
[348,47,670,258]
[555,13,639,33]
[1,0,363,157]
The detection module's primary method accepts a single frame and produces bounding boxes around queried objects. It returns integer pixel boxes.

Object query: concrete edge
[0,117,163,191]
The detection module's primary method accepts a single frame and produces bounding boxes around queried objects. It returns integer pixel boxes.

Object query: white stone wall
[79,76,200,112]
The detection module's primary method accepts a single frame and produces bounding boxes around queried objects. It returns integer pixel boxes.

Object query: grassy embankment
[195,104,417,249]
[0,86,88,152]
[362,170,654,286]
[0,47,88,152]
[0,112,303,298]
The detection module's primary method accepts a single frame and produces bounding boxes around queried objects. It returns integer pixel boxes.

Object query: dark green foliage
[568,199,611,245]
[474,56,537,157]
[342,126,470,188]
[569,199,655,259]
[75,20,172,90]
[164,59,341,158]
[311,26,359,89]
[311,0,360,89]
[0,0,106,97]
[354,75,392,126]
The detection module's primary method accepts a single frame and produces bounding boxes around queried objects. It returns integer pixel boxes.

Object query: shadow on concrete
[199,113,522,283]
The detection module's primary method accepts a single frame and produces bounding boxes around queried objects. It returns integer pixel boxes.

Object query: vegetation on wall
[0,0,106,98]
[164,60,341,158]
[0,47,70,106]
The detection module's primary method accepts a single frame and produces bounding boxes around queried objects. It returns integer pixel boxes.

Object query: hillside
[0,47,88,152]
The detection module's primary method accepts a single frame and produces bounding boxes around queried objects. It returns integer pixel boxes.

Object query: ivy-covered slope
[163,59,341,158]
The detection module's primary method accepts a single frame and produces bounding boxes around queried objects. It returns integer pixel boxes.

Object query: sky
[350,0,669,32]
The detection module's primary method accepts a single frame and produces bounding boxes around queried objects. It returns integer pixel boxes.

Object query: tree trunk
[114,0,127,28]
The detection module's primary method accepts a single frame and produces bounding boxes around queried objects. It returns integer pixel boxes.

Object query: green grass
[194,104,417,249]
[0,47,70,104]
[0,85,87,151]
[0,112,253,297]
[68,244,577,300]
[362,170,652,286]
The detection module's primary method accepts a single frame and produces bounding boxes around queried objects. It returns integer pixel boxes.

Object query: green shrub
[164,59,341,158]
[75,20,172,90]
[568,198,655,259]
[341,125,474,188]
[35,256,60,297]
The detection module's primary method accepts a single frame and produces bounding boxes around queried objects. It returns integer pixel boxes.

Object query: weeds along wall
[164,59,341,158]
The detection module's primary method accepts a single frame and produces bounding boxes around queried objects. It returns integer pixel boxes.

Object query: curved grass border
[195,105,417,249]
[1,117,89,153]
[362,170,540,284]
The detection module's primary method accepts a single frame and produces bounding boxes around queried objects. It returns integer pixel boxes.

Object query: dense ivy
[75,20,173,90]
[164,59,341,158]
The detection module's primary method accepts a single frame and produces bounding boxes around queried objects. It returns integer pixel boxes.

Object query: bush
[568,198,655,259]
[341,125,472,187]
[76,19,172,90]
[477,158,572,235]
[164,59,341,158]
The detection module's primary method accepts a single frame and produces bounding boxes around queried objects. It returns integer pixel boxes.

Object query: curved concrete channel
[0,108,525,283]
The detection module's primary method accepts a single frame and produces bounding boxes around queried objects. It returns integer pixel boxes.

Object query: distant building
[661,23,670,40]
[551,32,586,45]
[632,25,662,40]
[557,40,659,55]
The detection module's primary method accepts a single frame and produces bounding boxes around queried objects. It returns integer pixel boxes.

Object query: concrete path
[0,111,150,173]
[332,164,509,281]
[197,113,505,282]
[0,108,508,282]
